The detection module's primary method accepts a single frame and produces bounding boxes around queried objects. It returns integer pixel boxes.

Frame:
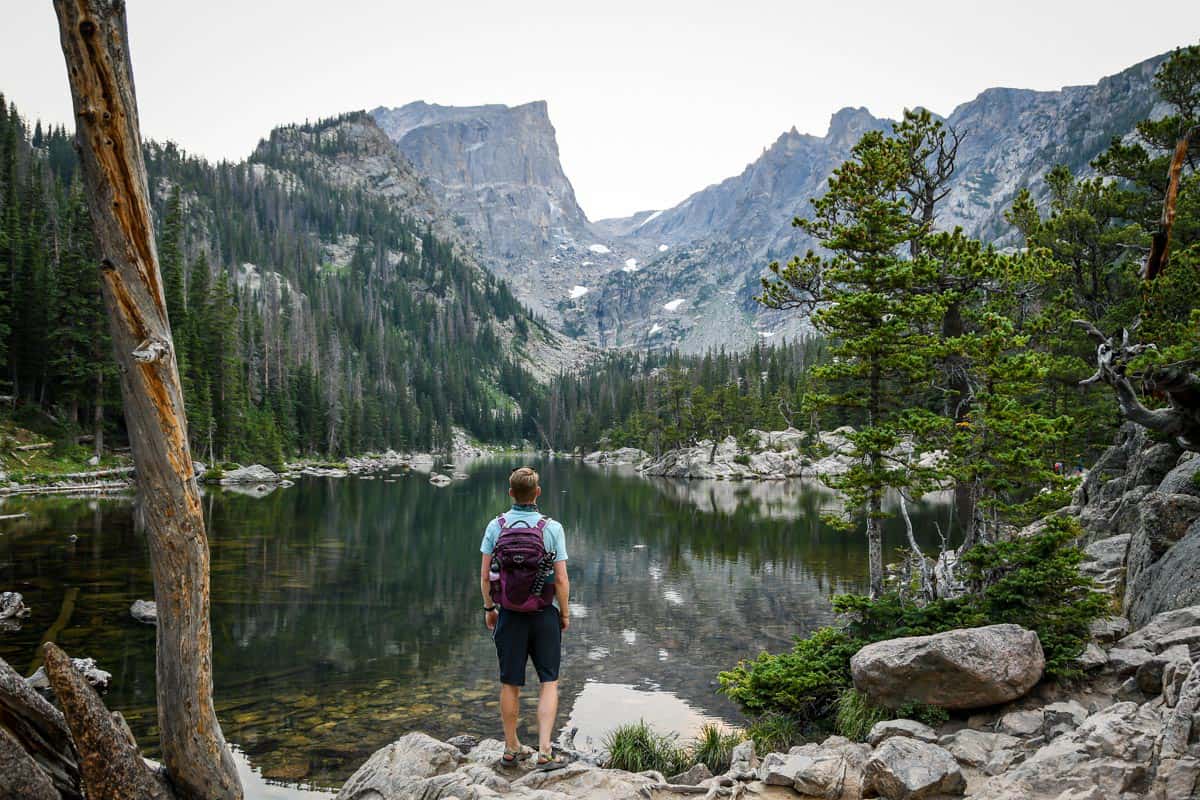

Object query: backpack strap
[497,515,507,529]
[535,517,548,531]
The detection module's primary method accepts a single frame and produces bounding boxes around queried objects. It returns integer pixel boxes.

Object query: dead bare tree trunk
[51,2,242,798]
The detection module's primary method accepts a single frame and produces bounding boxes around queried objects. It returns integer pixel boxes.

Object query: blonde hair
[509,466,540,503]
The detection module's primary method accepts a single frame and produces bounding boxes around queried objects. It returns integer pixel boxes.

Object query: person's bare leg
[537,680,558,755]
[501,683,522,751]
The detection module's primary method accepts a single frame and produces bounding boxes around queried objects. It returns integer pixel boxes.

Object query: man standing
[480,466,570,770]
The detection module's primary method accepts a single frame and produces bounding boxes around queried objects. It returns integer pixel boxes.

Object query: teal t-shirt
[481,506,568,609]
[480,507,568,562]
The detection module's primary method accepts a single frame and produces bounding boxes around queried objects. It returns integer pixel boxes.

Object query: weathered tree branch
[0,656,80,799]
[1074,320,1200,451]
[43,643,173,800]
[1143,124,1199,281]
[51,1,242,797]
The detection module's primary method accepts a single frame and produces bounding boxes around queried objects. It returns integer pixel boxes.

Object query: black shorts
[493,606,561,686]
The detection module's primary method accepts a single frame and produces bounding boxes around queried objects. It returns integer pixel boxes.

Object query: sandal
[535,751,568,772]
[500,745,533,767]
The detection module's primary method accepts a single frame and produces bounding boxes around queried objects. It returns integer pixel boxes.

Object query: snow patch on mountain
[568,285,589,299]
[589,244,611,254]
[663,299,686,311]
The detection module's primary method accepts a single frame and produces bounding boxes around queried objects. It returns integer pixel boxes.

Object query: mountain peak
[826,106,882,144]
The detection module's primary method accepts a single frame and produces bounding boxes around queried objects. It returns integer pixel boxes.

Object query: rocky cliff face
[370,101,639,327]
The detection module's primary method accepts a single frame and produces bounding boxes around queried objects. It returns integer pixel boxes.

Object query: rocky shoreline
[329,425,1200,799]
[582,427,944,482]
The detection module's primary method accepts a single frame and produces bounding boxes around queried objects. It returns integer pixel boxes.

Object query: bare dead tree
[51,1,242,798]
[1143,125,1199,281]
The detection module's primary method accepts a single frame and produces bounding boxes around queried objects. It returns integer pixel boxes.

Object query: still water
[0,458,951,794]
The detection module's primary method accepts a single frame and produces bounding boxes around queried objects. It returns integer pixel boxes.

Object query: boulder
[446,734,480,754]
[335,732,464,800]
[429,473,453,487]
[1105,648,1154,677]
[998,708,1044,737]
[1135,644,1191,694]
[1116,605,1200,652]
[865,737,965,799]
[1089,616,1131,645]
[1158,453,1200,497]
[0,591,30,624]
[129,600,157,625]
[728,739,757,775]
[1042,700,1088,740]
[218,464,280,484]
[1076,642,1108,671]
[667,763,712,785]
[866,719,939,746]
[937,729,1019,774]
[27,657,110,693]
[1164,660,1193,707]
[761,741,869,800]
[512,763,655,799]
[851,624,1045,710]
[1123,496,1200,627]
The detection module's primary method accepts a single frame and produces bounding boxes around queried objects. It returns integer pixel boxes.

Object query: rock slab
[865,737,965,799]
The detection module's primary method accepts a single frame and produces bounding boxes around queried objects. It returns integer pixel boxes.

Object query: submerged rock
[429,473,452,487]
[851,624,1045,710]
[129,600,157,625]
[0,591,31,626]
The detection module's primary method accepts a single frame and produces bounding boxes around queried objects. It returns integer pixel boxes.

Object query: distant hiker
[480,466,570,771]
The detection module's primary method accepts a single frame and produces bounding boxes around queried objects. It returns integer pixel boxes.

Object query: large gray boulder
[851,624,1045,710]
[1116,605,1200,652]
[129,600,157,625]
[865,737,965,799]
[335,732,465,799]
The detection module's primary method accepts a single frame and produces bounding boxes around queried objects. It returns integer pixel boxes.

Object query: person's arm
[481,554,498,630]
[554,561,570,631]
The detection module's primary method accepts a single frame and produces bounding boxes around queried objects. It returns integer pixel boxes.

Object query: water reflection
[0,459,950,792]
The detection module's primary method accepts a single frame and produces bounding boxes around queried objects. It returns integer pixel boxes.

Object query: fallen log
[0,512,30,521]
[39,467,134,481]
[13,443,54,452]
[43,643,172,800]
[0,656,81,799]
[0,482,132,497]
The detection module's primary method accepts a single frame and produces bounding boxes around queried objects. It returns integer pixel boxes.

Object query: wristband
[483,605,497,613]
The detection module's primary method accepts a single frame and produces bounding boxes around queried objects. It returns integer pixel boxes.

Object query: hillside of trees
[0,98,547,465]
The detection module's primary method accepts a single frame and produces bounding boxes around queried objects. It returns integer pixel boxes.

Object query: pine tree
[759,128,949,597]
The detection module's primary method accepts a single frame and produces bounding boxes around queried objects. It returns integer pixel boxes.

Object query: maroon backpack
[489,515,556,612]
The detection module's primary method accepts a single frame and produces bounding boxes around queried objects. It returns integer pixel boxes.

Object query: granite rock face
[851,624,1045,710]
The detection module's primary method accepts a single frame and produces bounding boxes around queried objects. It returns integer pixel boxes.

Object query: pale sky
[2,1,1196,220]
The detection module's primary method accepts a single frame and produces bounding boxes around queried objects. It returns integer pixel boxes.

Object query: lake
[0,458,952,795]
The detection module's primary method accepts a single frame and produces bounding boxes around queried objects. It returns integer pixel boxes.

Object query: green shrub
[719,626,862,720]
[202,468,224,482]
[744,712,807,753]
[720,521,1107,727]
[691,723,744,774]
[733,454,752,466]
[603,721,690,776]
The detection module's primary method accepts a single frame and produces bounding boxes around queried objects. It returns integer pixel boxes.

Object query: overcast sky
[3,1,1197,219]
